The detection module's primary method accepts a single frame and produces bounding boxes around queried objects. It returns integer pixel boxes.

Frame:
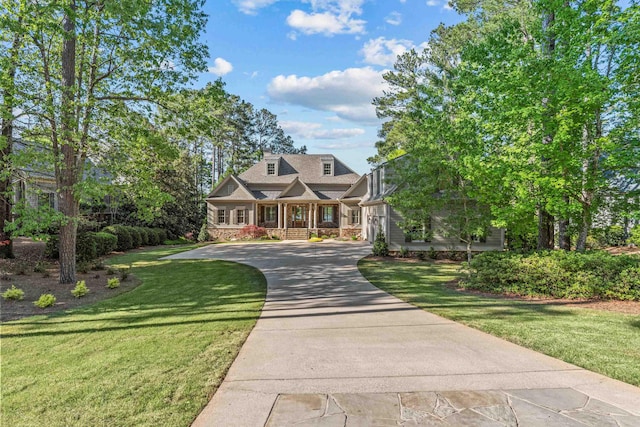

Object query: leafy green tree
[4,0,208,283]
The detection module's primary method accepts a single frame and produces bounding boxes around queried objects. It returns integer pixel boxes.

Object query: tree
[6,0,207,283]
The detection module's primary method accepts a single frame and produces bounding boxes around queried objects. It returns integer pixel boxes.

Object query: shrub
[77,262,91,274]
[428,246,438,260]
[309,237,323,243]
[629,225,640,246]
[93,231,117,256]
[239,225,267,239]
[33,261,47,273]
[2,285,25,301]
[102,225,133,251]
[127,227,142,248]
[34,293,56,308]
[71,280,89,298]
[152,228,168,245]
[106,277,120,289]
[351,235,358,241]
[119,266,130,281]
[605,225,626,246]
[106,266,117,275]
[76,233,98,263]
[399,247,409,258]
[417,251,427,261]
[462,250,640,300]
[197,222,209,243]
[136,227,150,246]
[372,228,389,257]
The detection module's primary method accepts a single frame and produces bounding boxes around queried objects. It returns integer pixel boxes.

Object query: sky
[197,0,464,175]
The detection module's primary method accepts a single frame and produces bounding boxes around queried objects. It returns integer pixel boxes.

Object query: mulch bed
[0,238,140,322]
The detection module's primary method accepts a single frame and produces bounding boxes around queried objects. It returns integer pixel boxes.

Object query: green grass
[359,259,640,387]
[1,245,267,427]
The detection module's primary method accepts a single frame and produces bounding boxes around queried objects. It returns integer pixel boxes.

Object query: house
[11,139,58,212]
[205,152,366,240]
[360,160,505,252]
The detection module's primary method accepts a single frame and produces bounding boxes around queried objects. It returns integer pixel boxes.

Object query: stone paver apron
[165,242,640,427]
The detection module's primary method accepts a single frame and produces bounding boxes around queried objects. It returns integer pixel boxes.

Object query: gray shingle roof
[238,154,360,185]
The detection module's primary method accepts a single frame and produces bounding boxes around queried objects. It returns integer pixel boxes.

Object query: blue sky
[198,1,463,174]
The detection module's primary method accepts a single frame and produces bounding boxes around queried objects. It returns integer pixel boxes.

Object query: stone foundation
[208,227,360,241]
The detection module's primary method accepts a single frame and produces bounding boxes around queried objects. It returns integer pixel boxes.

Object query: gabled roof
[238,154,360,185]
[278,177,319,200]
[339,175,368,200]
[207,175,255,200]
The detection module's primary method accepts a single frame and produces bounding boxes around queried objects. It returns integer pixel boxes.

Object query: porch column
[278,203,282,228]
[313,203,317,228]
[308,203,312,228]
[284,203,288,229]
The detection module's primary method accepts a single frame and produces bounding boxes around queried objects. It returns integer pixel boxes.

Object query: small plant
[310,233,319,238]
[417,251,427,261]
[33,261,47,273]
[106,277,121,289]
[372,227,389,257]
[119,265,131,281]
[77,262,91,274]
[399,247,409,258]
[428,246,438,260]
[2,285,25,301]
[13,261,30,276]
[351,235,358,241]
[92,260,106,271]
[308,237,323,243]
[321,235,329,239]
[34,293,56,308]
[71,280,89,298]
[106,266,117,275]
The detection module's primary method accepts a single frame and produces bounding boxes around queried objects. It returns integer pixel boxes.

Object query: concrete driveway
[166,241,640,426]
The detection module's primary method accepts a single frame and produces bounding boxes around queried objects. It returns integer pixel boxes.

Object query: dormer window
[267,162,276,175]
[321,156,334,176]
[323,162,332,176]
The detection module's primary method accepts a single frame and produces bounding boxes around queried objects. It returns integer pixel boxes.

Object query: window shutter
[231,209,237,225]
[212,207,218,224]
[225,209,229,225]
[245,209,249,224]
[347,208,353,225]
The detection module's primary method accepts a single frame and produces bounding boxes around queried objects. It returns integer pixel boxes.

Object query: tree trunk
[58,1,78,284]
[466,239,472,264]
[0,30,22,259]
[537,208,554,250]
[576,204,590,252]
[558,194,571,250]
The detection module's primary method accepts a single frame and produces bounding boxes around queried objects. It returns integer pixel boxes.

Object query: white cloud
[280,121,365,139]
[443,1,453,10]
[267,67,388,124]
[426,0,439,6]
[385,11,402,26]
[316,141,373,150]
[360,37,415,67]
[286,0,367,37]
[208,57,233,76]
[287,9,365,35]
[233,0,278,15]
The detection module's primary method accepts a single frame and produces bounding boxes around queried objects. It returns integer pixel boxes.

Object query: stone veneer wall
[208,227,362,241]
[207,228,286,241]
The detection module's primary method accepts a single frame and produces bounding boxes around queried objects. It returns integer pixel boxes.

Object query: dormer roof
[238,154,359,185]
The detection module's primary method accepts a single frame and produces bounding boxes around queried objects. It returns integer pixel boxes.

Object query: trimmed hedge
[462,250,640,300]
[101,225,169,251]
[46,231,117,262]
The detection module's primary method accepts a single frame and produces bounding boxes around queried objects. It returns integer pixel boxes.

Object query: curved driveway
[166,241,640,426]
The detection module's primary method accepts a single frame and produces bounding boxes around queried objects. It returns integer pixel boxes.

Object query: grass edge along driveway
[1,245,267,427]
[358,259,640,387]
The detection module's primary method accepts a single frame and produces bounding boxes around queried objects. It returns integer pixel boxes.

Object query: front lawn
[1,246,267,427]
[359,259,640,387]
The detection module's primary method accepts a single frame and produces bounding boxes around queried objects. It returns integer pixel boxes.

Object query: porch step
[285,229,309,240]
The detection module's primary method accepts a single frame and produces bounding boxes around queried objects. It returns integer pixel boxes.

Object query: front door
[290,205,307,228]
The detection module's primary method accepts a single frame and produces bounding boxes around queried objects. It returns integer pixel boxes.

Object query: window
[323,162,332,175]
[403,218,432,243]
[236,209,245,224]
[217,209,226,224]
[264,206,277,222]
[38,192,55,209]
[267,162,276,175]
[322,206,334,222]
[350,208,361,225]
